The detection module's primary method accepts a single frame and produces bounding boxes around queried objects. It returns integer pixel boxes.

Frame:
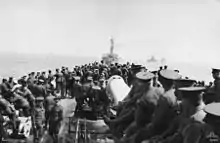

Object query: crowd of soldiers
[102,65,220,143]
[0,60,220,143]
[0,60,133,143]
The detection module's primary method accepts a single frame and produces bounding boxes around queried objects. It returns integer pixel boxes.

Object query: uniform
[135,69,181,143]
[0,97,16,138]
[44,94,55,129]
[33,97,45,143]
[54,70,62,93]
[177,103,220,143]
[48,101,63,143]
[211,68,220,102]
[113,71,161,139]
[17,82,35,109]
[12,93,30,117]
[151,87,207,143]
[37,84,47,98]
[70,76,81,98]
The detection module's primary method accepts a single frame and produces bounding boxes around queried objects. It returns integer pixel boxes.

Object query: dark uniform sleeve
[58,105,63,121]
[151,96,169,127]
[26,89,35,109]
[182,123,203,143]
[135,96,156,127]
[215,80,220,101]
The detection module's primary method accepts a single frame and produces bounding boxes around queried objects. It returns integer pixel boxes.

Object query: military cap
[36,96,44,101]
[136,71,155,81]
[131,65,143,71]
[87,76,93,81]
[38,79,44,83]
[204,103,220,117]
[212,68,220,73]
[178,86,206,101]
[178,87,206,95]
[99,78,105,81]
[73,76,80,80]
[159,69,181,80]
[175,79,196,88]
[92,86,101,90]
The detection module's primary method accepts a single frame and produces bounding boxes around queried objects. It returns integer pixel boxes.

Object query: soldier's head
[35,97,44,107]
[212,68,220,80]
[9,77,13,82]
[73,76,80,84]
[175,79,196,99]
[37,72,40,76]
[135,71,155,89]
[2,78,7,83]
[54,96,60,104]
[38,79,45,85]
[20,79,27,88]
[158,69,181,91]
[87,76,93,83]
[31,72,35,76]
[42,71,46,76]
[178,87,205,108]
[203,103,220,130]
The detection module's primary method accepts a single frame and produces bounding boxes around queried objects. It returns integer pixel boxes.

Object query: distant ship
[101,37,124,65]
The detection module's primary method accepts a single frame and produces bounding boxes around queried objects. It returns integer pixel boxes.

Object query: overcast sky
[0,0,220,64]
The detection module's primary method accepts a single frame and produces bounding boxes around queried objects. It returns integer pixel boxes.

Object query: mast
[110,36,114,55]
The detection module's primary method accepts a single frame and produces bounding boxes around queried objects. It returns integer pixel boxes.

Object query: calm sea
[0,53,213,84]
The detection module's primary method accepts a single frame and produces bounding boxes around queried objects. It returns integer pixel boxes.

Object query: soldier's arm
[181,122,203,143]
[28,91,35,108]
[58,106,64,121]
[150,97,169,128]
[215,80,220,97]
[156,116,181,140]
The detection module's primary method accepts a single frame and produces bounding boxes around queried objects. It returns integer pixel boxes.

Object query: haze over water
[0,0,220,83]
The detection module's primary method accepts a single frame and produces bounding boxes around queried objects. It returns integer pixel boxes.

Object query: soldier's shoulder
[151,86,164,95]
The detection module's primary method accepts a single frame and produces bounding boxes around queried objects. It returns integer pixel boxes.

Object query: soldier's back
[138,86,164,108]
[182,121,220,143]
[45,95,55,111]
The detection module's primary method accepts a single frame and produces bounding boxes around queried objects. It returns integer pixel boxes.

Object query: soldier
[33,97,45,143]
[99,78,107,89]
[44,89,56,130]
[0,95,16,138]
[54,69,62,94]
[134,69,181,143]
[70,76,81,98]
[0,78,10,99]
[147,87,207,143]
[211,68,220,102]
[127,65,144,87]
[169,102,220,143]
[106,71,162,139]
[36,79,47,98]
[16,79,35,113]
[39,72,46,82]
[47,70,54,82]
[48,97,63,143]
